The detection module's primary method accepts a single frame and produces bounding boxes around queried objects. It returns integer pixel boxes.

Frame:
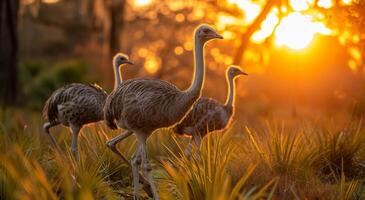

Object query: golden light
[175,14,185,23]
[317,0,333,8]
[210,48,220,57]
[342,0,354,5]
[252,8,279,43]
[42,0,59,4]
[174,46,184,55]
[134,0,152,7]
[144,56,160,74]
[352,35,360,43]
[290,0,314,11]
[349,47,362,62]
[222,30,234,39]
[227,0,261,24]
[138,48,148,57]
[348,47,362,71]
[275,13,332,50]
[224,56,233,65]
[217,14,239,30]
[348,60,357,71]
[183,42,193,51]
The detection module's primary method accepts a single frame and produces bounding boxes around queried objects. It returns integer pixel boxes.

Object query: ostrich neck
[113,61,122,90]
[225,75,236,107]
[186,36,205,96]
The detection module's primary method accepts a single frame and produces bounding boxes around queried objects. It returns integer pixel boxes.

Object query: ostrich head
[113,53,134,68]
[195,24,223,43]
[228,65,248,78]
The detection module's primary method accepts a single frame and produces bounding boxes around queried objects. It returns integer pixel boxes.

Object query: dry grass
[1,109,365,199]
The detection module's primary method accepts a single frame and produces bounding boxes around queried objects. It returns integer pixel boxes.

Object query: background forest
[1,0,365,199]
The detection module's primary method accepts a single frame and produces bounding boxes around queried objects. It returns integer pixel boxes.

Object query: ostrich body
[42,54,133,160]
[172,66,247,156]
[104,24,223,200]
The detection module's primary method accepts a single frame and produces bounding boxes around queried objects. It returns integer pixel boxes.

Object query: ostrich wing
[173,98,222,135]
[104,78,188,131]
[43,83,107,123]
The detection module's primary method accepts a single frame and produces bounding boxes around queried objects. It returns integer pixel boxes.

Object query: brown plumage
[172,97,232,136]
[43,83,107,126]
[104,24,223,200]
[42,53,132,160]
[105,78,197,132]
[172,65,247,156]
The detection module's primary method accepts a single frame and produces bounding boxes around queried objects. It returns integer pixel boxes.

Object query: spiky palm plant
[159,132,276,200]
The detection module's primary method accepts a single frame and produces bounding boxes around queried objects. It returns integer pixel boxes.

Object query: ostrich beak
[239,71,248,76]
[214,33,224,39]
[207,32,223,40]
[126,60,134,65]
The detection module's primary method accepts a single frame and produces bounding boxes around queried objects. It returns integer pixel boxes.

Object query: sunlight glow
[252,8,279,43]
[175,14,185,22]
[342,0,354,5]
[134,0,152,7]
[227,0,261,24]
[222,30,235,39]
[183,42,193,51]
[348,60,357,71]
[275,13,332,50]
[317,0,333,8]
[174,46,184,55]
[348,47,362,71]
[216,14,244,30]
[42,0,59,4]
[290,0,314,11]
[144,57,160,74]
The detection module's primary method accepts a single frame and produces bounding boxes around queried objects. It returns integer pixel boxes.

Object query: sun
[134,0,152,7]
[274,13,332,50]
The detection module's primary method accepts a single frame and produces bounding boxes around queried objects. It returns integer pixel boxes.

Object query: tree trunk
[0,0,19,106]
[233,0,278,65]
[109,0,125,56]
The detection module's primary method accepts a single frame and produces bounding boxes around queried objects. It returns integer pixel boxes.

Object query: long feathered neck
[225,73,236,107]
[185,35,205,96]
[113,61,122,91]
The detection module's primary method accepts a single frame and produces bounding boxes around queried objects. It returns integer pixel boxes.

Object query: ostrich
[42,53,133,160]
[172,65,247,157]
[103,24,223,200]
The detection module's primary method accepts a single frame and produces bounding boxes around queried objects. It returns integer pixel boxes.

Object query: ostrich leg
[193,133,202,147]
[70,124,81,161]
[43,121,61,151]
[107,130,153,197]
[185,137,194,158]
[131,145,142,200]
[138,133,159,200]
[106,130,133,164]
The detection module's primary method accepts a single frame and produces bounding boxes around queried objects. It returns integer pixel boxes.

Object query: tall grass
[1,110,365,199]
[159,133,276,200]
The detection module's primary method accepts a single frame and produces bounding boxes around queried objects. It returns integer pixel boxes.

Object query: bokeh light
[133,0,152,7]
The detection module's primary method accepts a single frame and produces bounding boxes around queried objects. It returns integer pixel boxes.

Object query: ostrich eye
[203,29,210,34]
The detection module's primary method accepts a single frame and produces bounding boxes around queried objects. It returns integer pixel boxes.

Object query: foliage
[160,133,276,200]
[1,110,365,199]
[19,60,88,109]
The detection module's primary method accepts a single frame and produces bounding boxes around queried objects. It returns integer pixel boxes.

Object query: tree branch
[233,0,279,65]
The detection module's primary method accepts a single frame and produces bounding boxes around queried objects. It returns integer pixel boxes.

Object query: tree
[233,0,280,65]
[0,0,19,106]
